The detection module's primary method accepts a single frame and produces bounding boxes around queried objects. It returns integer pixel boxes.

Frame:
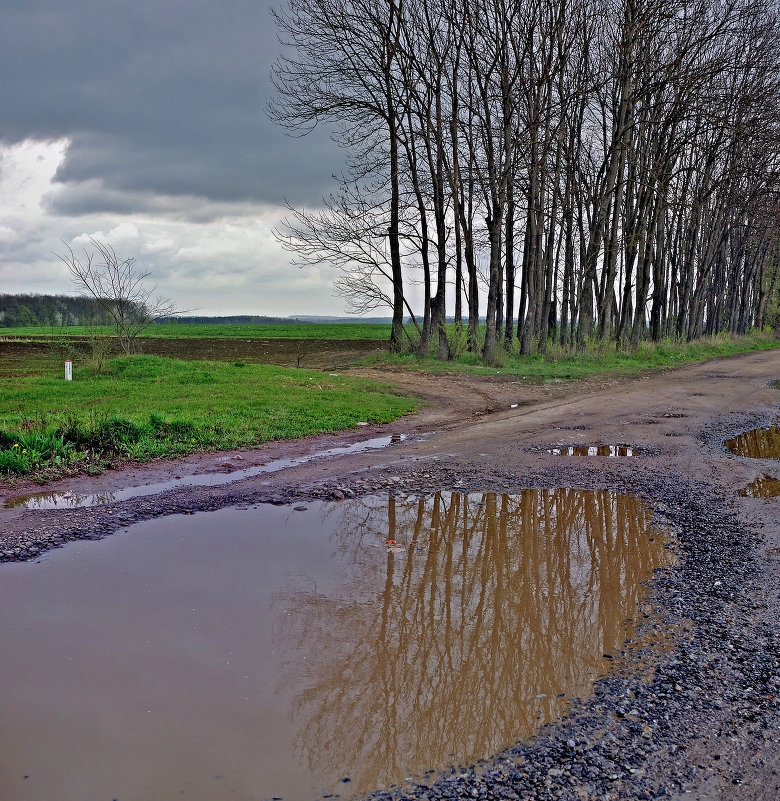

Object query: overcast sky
[0,0,360,317]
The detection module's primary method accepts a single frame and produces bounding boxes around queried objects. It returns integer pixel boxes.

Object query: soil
[1,350,779,801]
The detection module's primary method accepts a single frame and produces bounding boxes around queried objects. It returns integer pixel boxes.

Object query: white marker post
[65,360,73,381]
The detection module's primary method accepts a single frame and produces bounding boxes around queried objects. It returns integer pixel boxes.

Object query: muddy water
[740,475,780,497]
[4,434,406,509]
[725,426,780,459]
[0,490,674,801]
[549,445,638,456]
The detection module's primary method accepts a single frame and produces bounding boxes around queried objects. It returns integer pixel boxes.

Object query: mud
[0,335,387,373]
[4,434,407,509]
[1,350,779,801]
[0,490,674,801]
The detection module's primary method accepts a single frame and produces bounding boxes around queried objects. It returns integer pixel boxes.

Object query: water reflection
[3,434,406,509]
[549,445,637,456]
[274,490,673,793]
[725,427,780,459]
[739,476,780,497]
[4,490,118,509]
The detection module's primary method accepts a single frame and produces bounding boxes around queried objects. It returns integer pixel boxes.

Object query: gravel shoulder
[1,351,779,800]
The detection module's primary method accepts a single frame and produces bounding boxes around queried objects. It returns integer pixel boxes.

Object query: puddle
[4,434,406,509]
[724,427,780,459]
[549,445,638,457]
[0,489,674,801]
[739,475,780,497]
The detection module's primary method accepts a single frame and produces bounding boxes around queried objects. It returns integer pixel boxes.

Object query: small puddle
[0,489,674,801]
[724,427,780,459]
[739,475,780,497]
[549,445,638,457]
[4,434,406,509]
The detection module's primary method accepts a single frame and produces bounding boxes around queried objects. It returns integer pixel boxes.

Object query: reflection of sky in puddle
[4,434,405,509]
[0,489,675,801]
[725,427,780,459]
[549,445,638,457]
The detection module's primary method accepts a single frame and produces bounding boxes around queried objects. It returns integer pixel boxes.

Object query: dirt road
[1,350,779,800]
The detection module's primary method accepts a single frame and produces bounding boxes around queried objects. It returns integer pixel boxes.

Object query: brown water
[549,445,638,456]
[4,434,405,509]
[740,475,780,497]
[725,427,780,459]
[0,490,674,801]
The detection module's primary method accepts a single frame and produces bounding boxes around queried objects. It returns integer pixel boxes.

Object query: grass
[365,329,780,380]
[0,323,394,341]
[1,325,776,481]
[0,355,418,478]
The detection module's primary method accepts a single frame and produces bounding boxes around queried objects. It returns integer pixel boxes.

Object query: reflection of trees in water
[5,490,117,509]
[725,427,780,459]
[273,490,673,795]
[740,475,780,497]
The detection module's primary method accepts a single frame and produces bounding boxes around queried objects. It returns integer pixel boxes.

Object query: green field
[1,324,777,482]
[0,323,394,340]
[0,356,418,478]
[367,330,780,379]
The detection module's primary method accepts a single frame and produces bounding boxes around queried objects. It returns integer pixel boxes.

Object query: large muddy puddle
[0,490,675,801]
[725,426,780,459]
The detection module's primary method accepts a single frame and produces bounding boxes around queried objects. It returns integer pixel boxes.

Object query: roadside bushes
[0,411,216,476]
[0,430,74,475]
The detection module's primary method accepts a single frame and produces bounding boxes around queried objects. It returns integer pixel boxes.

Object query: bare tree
[59,238,187,355]
[270,0,780,359]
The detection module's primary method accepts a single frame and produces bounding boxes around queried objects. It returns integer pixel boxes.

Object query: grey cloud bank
[0,0,352,316]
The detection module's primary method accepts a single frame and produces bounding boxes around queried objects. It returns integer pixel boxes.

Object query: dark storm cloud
[0,0,340,210]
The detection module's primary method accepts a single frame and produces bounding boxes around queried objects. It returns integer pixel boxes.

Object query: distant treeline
[0,299,394,329]
[0,294,109,328]
[157,315,306,325]
[159,315,395,324]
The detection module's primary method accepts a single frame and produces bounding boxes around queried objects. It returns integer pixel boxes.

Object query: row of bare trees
[270,0,780,361]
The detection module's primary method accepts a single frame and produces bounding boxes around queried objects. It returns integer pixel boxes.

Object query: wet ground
[4,435,405,509]
[1,350,779,800]
[0,491,674,801]
[548,445,638,457]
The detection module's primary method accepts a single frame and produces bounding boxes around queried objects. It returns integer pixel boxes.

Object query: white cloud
[0,138,357,317]
[0,138,68,230]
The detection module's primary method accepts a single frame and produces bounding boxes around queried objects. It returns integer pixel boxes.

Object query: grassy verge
[0,322,394,340]
[0,355,418,480]
[366,330,780,379]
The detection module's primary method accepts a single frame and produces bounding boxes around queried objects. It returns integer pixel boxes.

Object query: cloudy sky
[0,0,358,316]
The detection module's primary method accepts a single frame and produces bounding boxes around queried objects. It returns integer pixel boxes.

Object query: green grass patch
[0,322,394,341]
[0,355,418,478]
[366,329,780,379]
